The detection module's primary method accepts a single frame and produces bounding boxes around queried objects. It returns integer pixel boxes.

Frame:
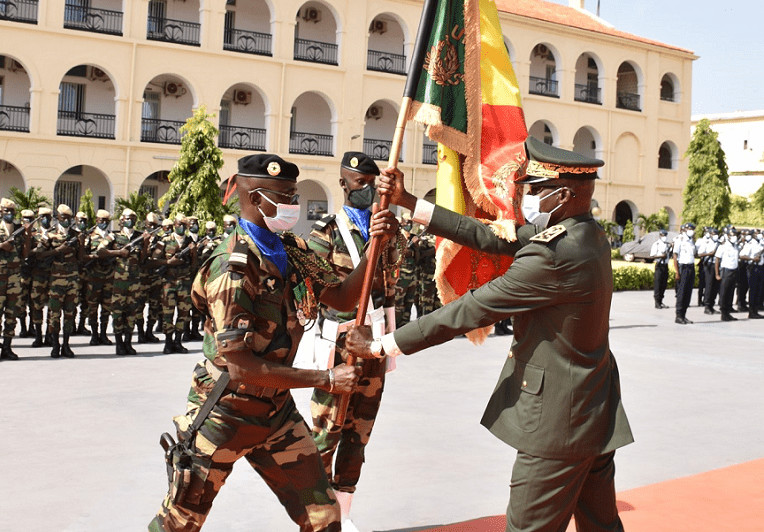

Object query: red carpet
[419,458,764,531]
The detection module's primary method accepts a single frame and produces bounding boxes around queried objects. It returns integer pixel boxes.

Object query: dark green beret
[237,153,299,182]
[341,151,380,176]
[517,136,604,184]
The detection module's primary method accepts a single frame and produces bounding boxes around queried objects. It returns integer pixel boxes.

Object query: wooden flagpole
[332,0,441,428]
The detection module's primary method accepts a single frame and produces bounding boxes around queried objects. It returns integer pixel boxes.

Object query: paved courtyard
[1,290,762,532]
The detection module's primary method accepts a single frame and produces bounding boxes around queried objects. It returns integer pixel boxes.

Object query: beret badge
[267,162,281,176]
[350,157,359,168]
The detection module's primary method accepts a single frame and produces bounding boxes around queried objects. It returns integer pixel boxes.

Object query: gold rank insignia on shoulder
[530,224,567,243]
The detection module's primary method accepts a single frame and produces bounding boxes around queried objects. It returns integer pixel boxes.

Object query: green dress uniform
[391,205,633,531]
[149,225,343,532]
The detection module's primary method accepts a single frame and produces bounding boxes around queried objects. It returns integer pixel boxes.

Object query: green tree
[114,191,155,230]
[623,219,635,242]
[730,194,764,227]
[751,182,764,214]
[597,219,617,243]
[636,208,669,235]
[159,105,226,226]
[8,186,51,213]
[682,119,731,227]
[79,188,96,226]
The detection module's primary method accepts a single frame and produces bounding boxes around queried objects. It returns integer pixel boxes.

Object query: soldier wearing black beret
[347,137,634,532]
[307,150,402,529]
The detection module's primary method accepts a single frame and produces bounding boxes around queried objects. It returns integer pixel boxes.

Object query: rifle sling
[189,369,231,435]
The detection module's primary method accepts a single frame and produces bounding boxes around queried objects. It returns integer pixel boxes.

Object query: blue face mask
[175,226,185,236]
[2,213,13,223]
[124,219,135,229]
[41,217,51,228]
[189,224,199,234]
[97,222,109,231]
[60,219,71,229]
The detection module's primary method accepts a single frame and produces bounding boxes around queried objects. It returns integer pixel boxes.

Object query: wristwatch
[370,339,383,358]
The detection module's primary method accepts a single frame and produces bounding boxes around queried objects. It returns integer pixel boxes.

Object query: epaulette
[311,214,335,232]
[227,237,250,271]
[530,224,567,244]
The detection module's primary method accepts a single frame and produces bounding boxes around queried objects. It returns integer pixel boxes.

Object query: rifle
[119,225,163,252]
[157,236,207,276]
[0,216,39,243]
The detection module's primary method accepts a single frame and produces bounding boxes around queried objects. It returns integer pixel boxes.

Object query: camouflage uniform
[308,210,398,495]
[74,214,90,334]
[416,233,442,315]
[136,228,164,343]
[29,220,56,346]
[153,230,195,352]
[0,214,25,359]
[109,228,143,339]
[149,226,342,532]
[86,226,115,343]
[394,228,419,328]
[47,219,82,357]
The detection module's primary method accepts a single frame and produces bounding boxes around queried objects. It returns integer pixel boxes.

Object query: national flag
[408,0,528,343]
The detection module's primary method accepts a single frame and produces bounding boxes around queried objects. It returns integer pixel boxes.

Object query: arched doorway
[139,171,171,210]
[0,160,25,199]
[294,178,330,238]
[54,165,112,212]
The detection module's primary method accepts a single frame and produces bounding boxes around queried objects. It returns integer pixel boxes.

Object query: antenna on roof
[597,0,601,17]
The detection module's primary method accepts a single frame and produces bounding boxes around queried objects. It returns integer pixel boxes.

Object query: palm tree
[636,211,667,235]
[8,186,51,212]
[79,188,97,226]
[114,191,155,230]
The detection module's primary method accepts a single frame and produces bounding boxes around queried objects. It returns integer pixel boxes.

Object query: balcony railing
[219,125,266,151]
[64,5,123,35]
[574,84,602,105]
[141,118,185,144]
[616,91,641,111]
[57,110,115,139]
[363,138,403,162]
[294,38,338,66]
[289,131,333,156]
[147,16,200,46]
[223,28,272,56]
[367,50,406,75]
[422,142,438,165]
[0,0,38,24]
[0,105,30,132]
[529,76,559,97]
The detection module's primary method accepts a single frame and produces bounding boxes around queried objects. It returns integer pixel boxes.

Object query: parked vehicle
[619,230,679,262]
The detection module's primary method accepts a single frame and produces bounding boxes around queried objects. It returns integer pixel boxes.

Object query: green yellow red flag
[408,0,528,343]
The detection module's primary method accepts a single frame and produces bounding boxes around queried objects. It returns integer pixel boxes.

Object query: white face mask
[660,236,667,242]
[258,191,300,232]
[729,235,737,244]
[745,235,752,241]
[521,187,563,228]
[686,229,694,238]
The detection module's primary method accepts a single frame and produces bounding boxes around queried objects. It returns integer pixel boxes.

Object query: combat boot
[189,316,203,341]
[182,321,192,342]
[173,330,188,354]
[50,334,61,358]
[136,320,147,344]
[163,333,175,354]
[43,326,52,347]
[77,316,90,336]
[89,318,101,345]
[99,322,113,346]
[115,334,128,356]
[19,317,28,338]
[61,333,76,358]
[31,324,44,348]
[0,337,19,361]
[155,320,163,334]
[124,329,137,355]
[144,319,160,343]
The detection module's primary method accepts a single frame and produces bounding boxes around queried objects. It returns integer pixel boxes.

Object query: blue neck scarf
[239,217,288,277]
[343,206,371,242]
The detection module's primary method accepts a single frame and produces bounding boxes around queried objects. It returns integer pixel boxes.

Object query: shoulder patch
[311,214,335,232]
[227,239,250,270]
[530,224,567,244]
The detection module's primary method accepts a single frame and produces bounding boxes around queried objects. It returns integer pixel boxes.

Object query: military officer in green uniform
[347,138,634,532]
[29,207,56,348]
[148,153,398,532]
[222,214,238,236]
[307,151,402,529]
[74,210,91,335]
[136,212,163,344]
[394,213,419,328]
[182,215,205,342]
[16,209,36,338]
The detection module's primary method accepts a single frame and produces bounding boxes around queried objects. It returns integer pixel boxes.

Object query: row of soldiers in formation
[0,195,239,360]
[650,223,764,323]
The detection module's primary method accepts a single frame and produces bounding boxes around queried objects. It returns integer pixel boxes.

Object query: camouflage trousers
[16,272,32,325]
[48,271,78,335]
[310,350,386,493]
[162,278,192,335]
[149,362,341,532]
[0,271,22,338]
[394,279,418,328]
[138,274,163,323]
[85,274,113,323]
[30,268,52,326]
[111,265,141,334]
[417,280,441,316]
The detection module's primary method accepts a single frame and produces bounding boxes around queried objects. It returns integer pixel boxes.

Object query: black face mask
[206,231,215,238]
[41,217,51,228]
[347,184,376,210]
[2,213,13,223]
[189,224,199,234]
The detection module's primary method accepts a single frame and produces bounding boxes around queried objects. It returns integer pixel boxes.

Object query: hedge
[612,261,701,291]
